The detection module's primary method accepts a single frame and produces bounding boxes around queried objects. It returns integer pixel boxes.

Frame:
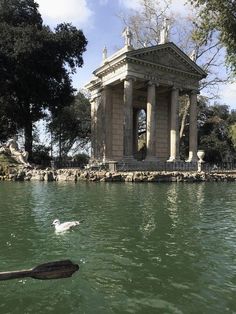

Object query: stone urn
[197,150,205,163]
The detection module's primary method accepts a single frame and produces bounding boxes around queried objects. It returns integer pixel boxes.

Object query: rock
[16,170,25,181]
[125,174,133,182]
[112,174,122,182]
[1,163,236,183]
[133,172,144,182]
[45,171,55,181]
[8,174,17,180]
[31,170,45,181]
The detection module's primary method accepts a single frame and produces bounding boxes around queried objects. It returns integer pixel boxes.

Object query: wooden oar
[0,260,79,281]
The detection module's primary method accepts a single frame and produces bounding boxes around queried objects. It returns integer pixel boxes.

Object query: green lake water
[0,181,236,314]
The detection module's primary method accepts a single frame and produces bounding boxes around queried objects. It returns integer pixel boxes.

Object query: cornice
[127,56,203,79]
[85,78,102,91]
[127,42,207,78]
[87,42,207,90]
[91,56,203,83]
[93,52,128,77]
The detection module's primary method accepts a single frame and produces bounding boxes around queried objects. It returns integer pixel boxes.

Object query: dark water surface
[0,181,236,314]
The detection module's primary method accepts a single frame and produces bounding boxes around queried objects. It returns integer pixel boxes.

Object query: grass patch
[0,152,19,174]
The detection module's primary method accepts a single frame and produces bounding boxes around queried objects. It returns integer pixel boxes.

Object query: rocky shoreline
[0,167,236,182]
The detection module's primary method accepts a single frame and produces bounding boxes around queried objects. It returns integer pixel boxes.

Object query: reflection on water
[0,181,236,314]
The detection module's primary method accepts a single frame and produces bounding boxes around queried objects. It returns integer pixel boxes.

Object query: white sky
[36,0,236,109]
[37,0,93,25]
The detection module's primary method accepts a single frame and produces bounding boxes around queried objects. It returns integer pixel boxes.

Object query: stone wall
[112,90,124,159]
[156,93,170,160]
[1,167,236,183]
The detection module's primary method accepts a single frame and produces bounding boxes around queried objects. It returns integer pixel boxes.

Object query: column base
[102,156,114,163]
[123,156,136,162]
[167,157,181,162]
[186,157,198,163]
[122,156,137,165]
[186,151,198,163]
[145,156,159,162]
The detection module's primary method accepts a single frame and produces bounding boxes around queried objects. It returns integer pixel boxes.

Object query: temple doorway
[134,109,147,161]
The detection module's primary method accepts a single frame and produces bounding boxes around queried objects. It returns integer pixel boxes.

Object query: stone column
[146,81,158,161]
[123,77,134,159]
[133,109,139,156]
[95,94,104,161]
[90,92,103,162]
[103,86,112,161]
[167,87,180,162]
[187,90,198,162]
[90,99,96,161]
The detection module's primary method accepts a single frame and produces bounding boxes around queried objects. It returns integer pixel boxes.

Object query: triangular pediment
[127,42,206,78]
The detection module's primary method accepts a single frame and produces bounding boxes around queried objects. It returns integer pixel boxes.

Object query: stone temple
[86,26,207,170]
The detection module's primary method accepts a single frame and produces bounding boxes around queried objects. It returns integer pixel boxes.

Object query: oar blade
[31,260,79,280]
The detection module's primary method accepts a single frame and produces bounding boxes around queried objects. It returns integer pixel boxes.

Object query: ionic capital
[171,84,182,91]
[171,86,178,91]
[101,84,112,92]
[148,80,159,87]
[190,89,199,96]
[125,75,136,82]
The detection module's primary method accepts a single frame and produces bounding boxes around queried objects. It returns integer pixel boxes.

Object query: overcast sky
[36,0,236,109]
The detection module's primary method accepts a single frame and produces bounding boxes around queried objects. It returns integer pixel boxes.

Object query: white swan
[51,219,82,233]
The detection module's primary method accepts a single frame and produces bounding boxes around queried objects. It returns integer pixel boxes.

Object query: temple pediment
[87,41,207,94]
[127,42,206,78]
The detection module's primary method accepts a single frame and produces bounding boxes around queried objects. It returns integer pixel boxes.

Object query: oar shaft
[0,269,32,281]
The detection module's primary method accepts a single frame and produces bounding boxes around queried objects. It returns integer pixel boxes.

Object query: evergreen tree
[49,91,91,157]
[0,0,87,159]
[189,0,236,74]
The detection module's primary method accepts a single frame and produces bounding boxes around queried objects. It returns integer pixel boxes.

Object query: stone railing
[52,160,236,173]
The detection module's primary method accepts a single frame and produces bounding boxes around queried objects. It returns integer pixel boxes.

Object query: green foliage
[0,0,87,158]
[0,0,42,27]
[0,151,17,165]
[32,144,51,167]
[71,153,90,167]
[49,91,91,156]
[198,101,236,162]
[180,99,236,162]
[0,150,19,175]
[0,103,17,143]
[229,122,236,149]
[189,0,236,74]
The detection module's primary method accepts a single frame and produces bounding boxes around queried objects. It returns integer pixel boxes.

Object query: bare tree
[172,11,229,139]
[118,0,171,48]
[118,0,230,141]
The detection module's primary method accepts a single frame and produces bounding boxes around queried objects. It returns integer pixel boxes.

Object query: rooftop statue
[122,27,133,49]
[189,48,197,62]
[102,46,107,62]
[159,18,170,44]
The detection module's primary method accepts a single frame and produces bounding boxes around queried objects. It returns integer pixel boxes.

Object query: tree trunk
[24,122,33,161]
[59,122,62,160]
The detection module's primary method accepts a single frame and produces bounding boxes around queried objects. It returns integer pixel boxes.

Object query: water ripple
[0,182,236,313]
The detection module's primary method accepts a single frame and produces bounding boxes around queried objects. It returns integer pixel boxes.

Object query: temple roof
[86,42,207,93]
[93,42,206,79]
